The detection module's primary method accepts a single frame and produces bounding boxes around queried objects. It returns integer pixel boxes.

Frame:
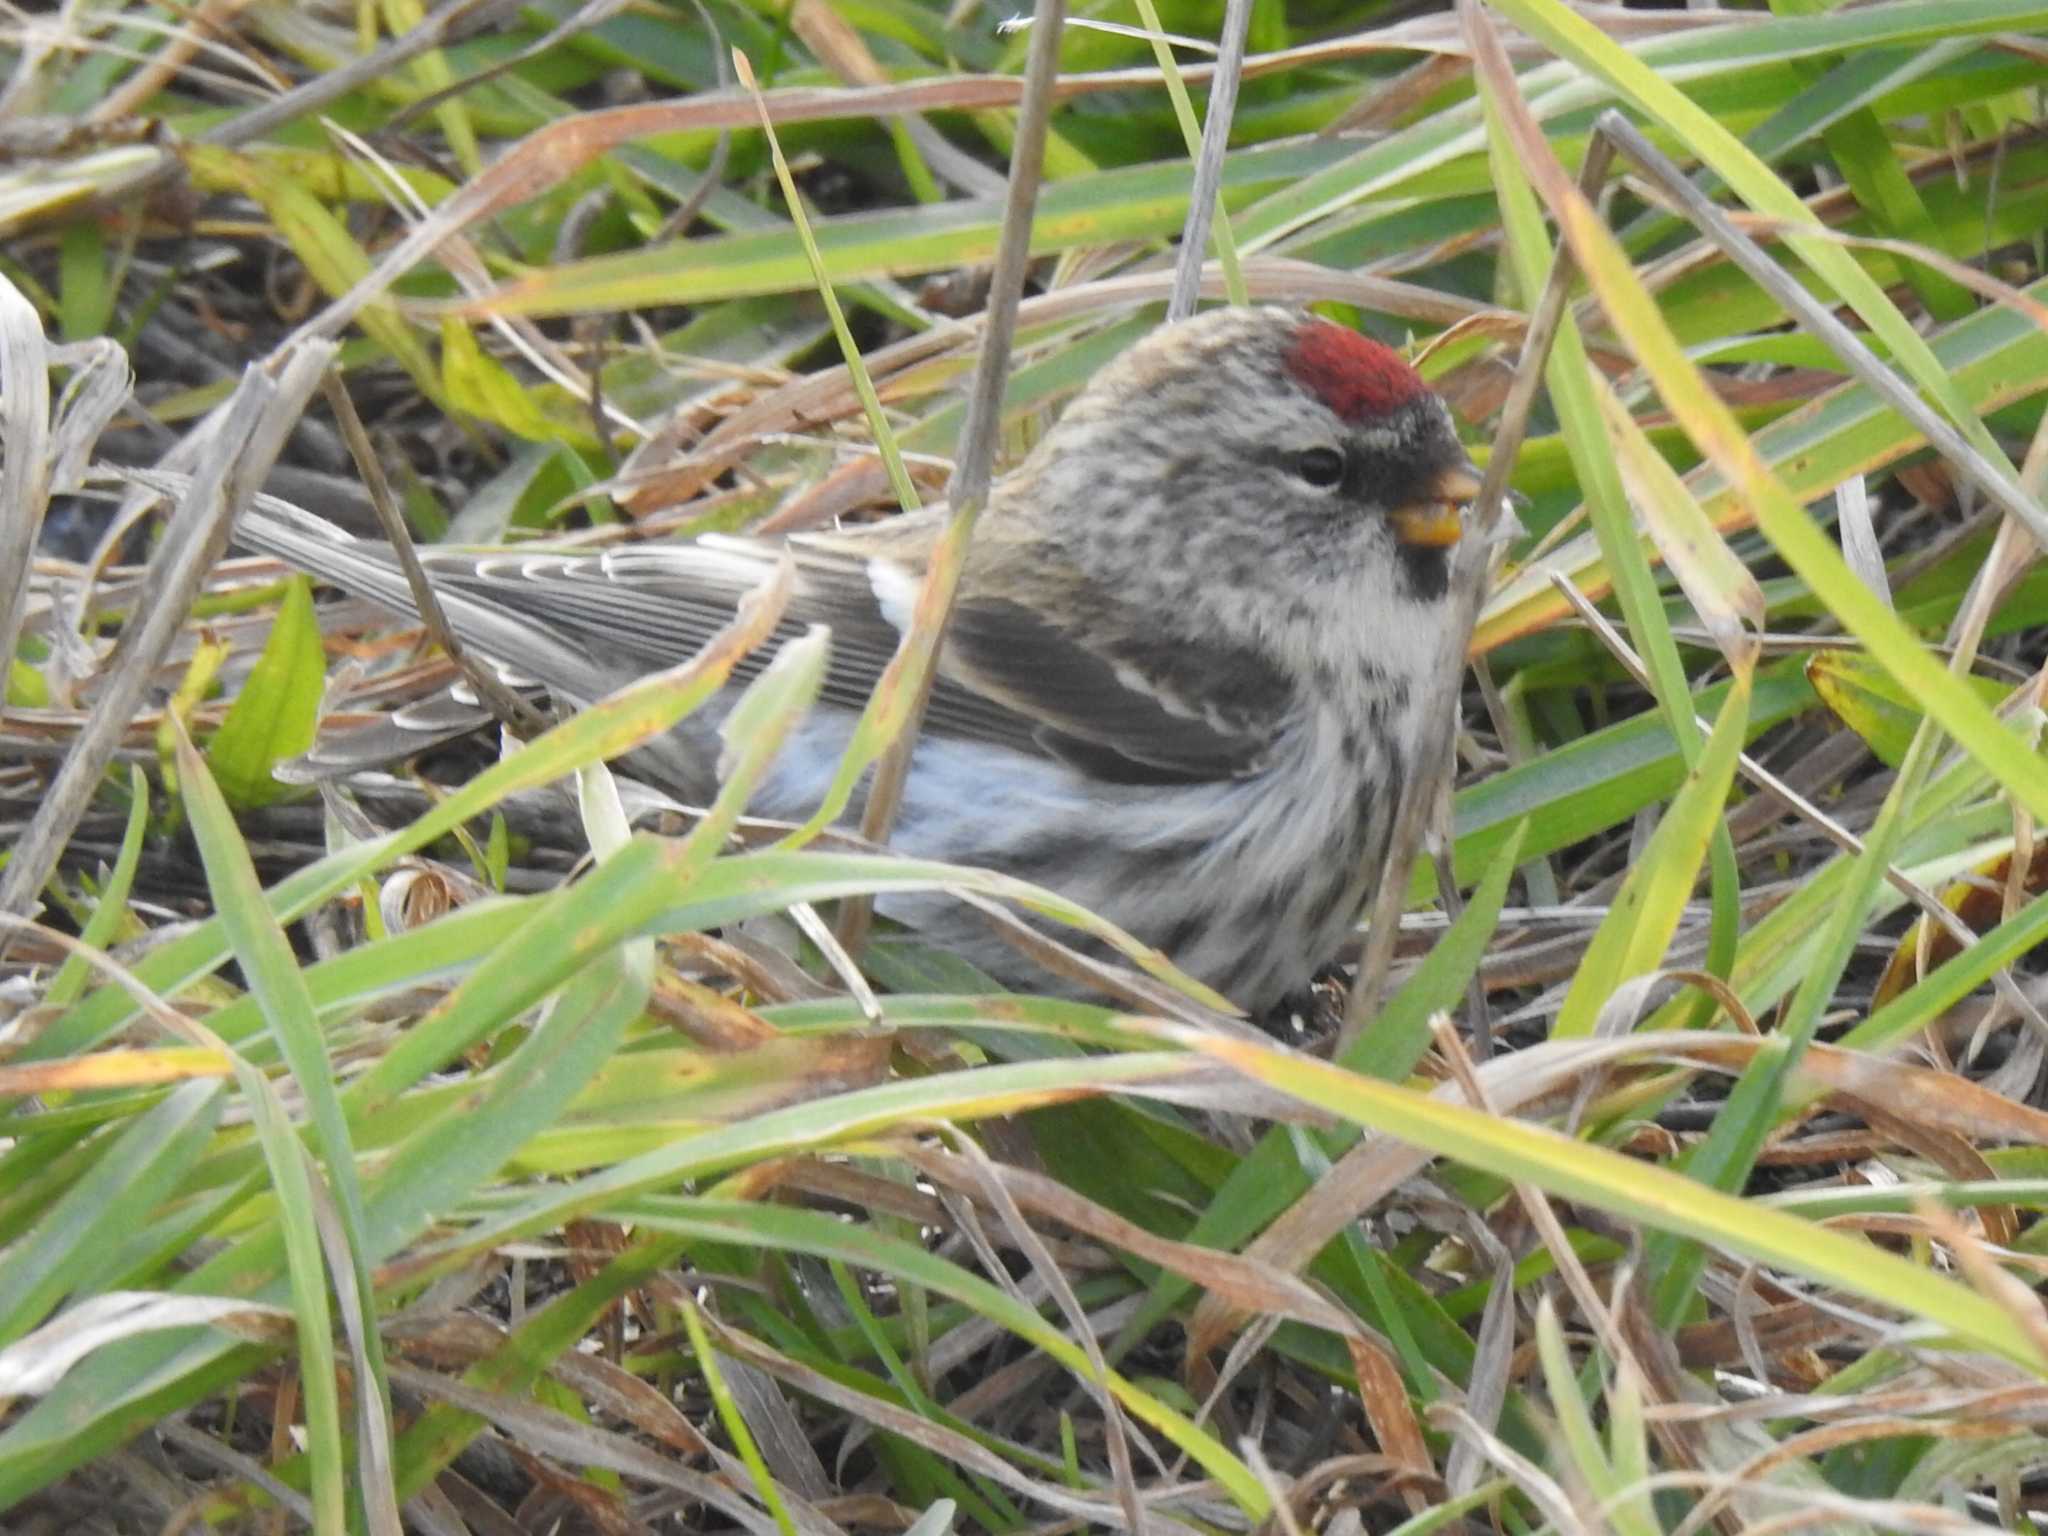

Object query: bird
[235,306,1482,1012]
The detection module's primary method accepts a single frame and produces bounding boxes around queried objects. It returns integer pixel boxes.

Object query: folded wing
[234,504,1292,788]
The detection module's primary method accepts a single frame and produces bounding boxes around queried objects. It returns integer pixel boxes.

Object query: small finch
[238,306,1481,1010]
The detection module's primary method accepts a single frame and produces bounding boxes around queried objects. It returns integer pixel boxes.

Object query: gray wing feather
[235,502,1288,787]
[940,598,1287,783]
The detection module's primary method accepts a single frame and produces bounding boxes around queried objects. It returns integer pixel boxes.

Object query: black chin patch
[1396,542,1451,603]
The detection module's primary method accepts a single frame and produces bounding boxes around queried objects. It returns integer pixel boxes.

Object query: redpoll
[238,307,1482,1010]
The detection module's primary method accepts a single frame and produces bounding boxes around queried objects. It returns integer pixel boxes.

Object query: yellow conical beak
[1390,463,1482,549]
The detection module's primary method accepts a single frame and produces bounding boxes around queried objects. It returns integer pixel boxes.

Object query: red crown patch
[1284,320,1427,423]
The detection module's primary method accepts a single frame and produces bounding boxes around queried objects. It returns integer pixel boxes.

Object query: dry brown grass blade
[1340,1330,1434,1509]
[1674,1037,2048,1148]
[937,1127,1147,1534]
[0,342,333,921]
[1184,1022,2048,1358]
[1167,0,1254,321]
[384,1360,820,1531]
[845,0,1066,955]
[1339,53,1606,1047]
[1181,1031,1642,1357]
[1837,1093,2015,1246]
[1916,1204,2048,1359]
[692,1309,1171,1529]
[320,373,548,738]
[906,1144,1363,1334]
[1674,1298,1857,1370]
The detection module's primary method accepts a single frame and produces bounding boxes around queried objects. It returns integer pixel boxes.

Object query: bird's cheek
[1287,518,1380,584]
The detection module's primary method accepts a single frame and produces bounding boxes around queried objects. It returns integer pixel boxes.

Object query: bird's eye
[1291,447,1346,489]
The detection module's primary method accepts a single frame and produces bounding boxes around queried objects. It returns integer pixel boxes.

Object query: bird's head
[995,307,1481,664]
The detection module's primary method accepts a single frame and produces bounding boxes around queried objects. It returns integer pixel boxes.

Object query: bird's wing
[931,592,1292,783]
[787,527,1294,784]
[235,503,1292,786]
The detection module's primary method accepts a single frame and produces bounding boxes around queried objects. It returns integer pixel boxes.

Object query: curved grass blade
[173,722,397,1533]
[1552,654,1750,1039]
[1177,1030,2047,1371]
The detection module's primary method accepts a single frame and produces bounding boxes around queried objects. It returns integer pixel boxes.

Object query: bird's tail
[233,501,732,798]
[236,500,603,698]
[233,501,566,780]
[234,500,425,617]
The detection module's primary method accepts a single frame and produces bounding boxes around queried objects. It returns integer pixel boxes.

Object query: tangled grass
[2,0,2047,1529]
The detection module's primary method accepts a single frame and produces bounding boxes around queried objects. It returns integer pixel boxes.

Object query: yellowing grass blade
[1177,1029,2048,1372]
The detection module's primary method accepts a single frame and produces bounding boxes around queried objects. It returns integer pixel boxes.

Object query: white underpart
[742,662,1424,1011]
[866,558,921,637]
